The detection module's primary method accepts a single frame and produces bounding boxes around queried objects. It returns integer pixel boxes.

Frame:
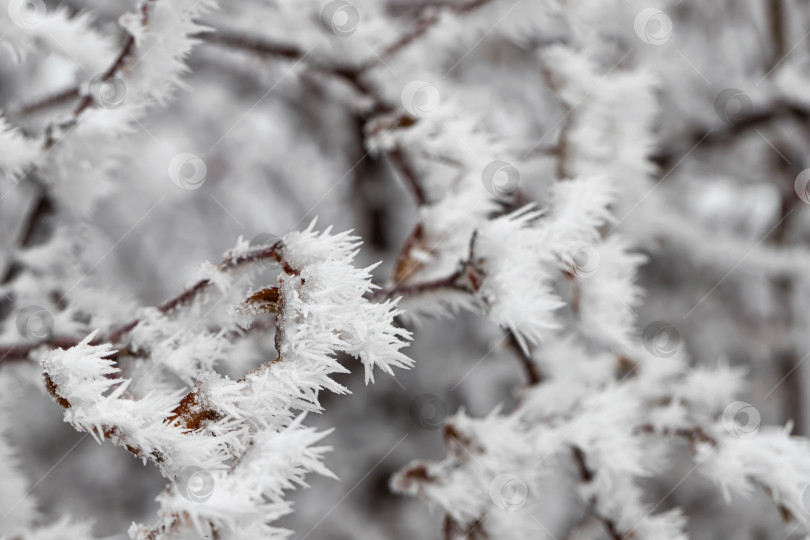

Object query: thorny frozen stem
[109,240,284,336]
[0,243,284,363]
[43,246,288,469]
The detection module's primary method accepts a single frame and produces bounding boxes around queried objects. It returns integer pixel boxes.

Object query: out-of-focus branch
[1,174,54,285]
[765,136,805,434]
[6,2,159,315]
[16,27,395,120]
[374,9,440,64]
[39,1,158,148]
[195,30,447,215]
[498,292,619,537]
[195,30,390,111]
[13,87,81,119]
[634,423,717,452]
[387,147,427,205]
[506,330,543,385]
[72,0,156,119]
[0,336,85,363]
[442,514,487,540]
[569,446,622,540]
[16,0,494,122]
[370,0,493,67]
[651,101,810,171]
[636,422,800,522]
[768,0,786,68]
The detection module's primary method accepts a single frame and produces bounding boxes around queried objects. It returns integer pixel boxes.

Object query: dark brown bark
[388,147,427,205]
[506,330,543,385]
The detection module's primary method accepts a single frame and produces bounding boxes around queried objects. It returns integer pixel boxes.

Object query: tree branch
[1,175,54,285]
[366,0,494,68]
[365,265,469,301]
[506,330,543,385]
[569,445,622,540]
[13,87,80,119]
[651,101,810,172]
[0,242,284,364]
[387,147,427,205]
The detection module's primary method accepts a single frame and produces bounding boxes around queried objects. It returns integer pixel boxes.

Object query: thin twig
[0,243,284,363]
[365,0,494,68]
[388,147,427,205]
[365,266,468,301]
[14,87,81,118]
[1,175,53,284]
[506,330,543,385]
[569,445,623,540]
[651,101,810,171]
[194,30,394,114]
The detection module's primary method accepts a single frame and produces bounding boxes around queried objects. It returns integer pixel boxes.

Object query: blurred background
[2,0,810,538]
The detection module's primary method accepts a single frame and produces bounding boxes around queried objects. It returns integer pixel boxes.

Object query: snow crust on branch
[391,42,810,540]
[38,223,412,539]
[3,0,810,538]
